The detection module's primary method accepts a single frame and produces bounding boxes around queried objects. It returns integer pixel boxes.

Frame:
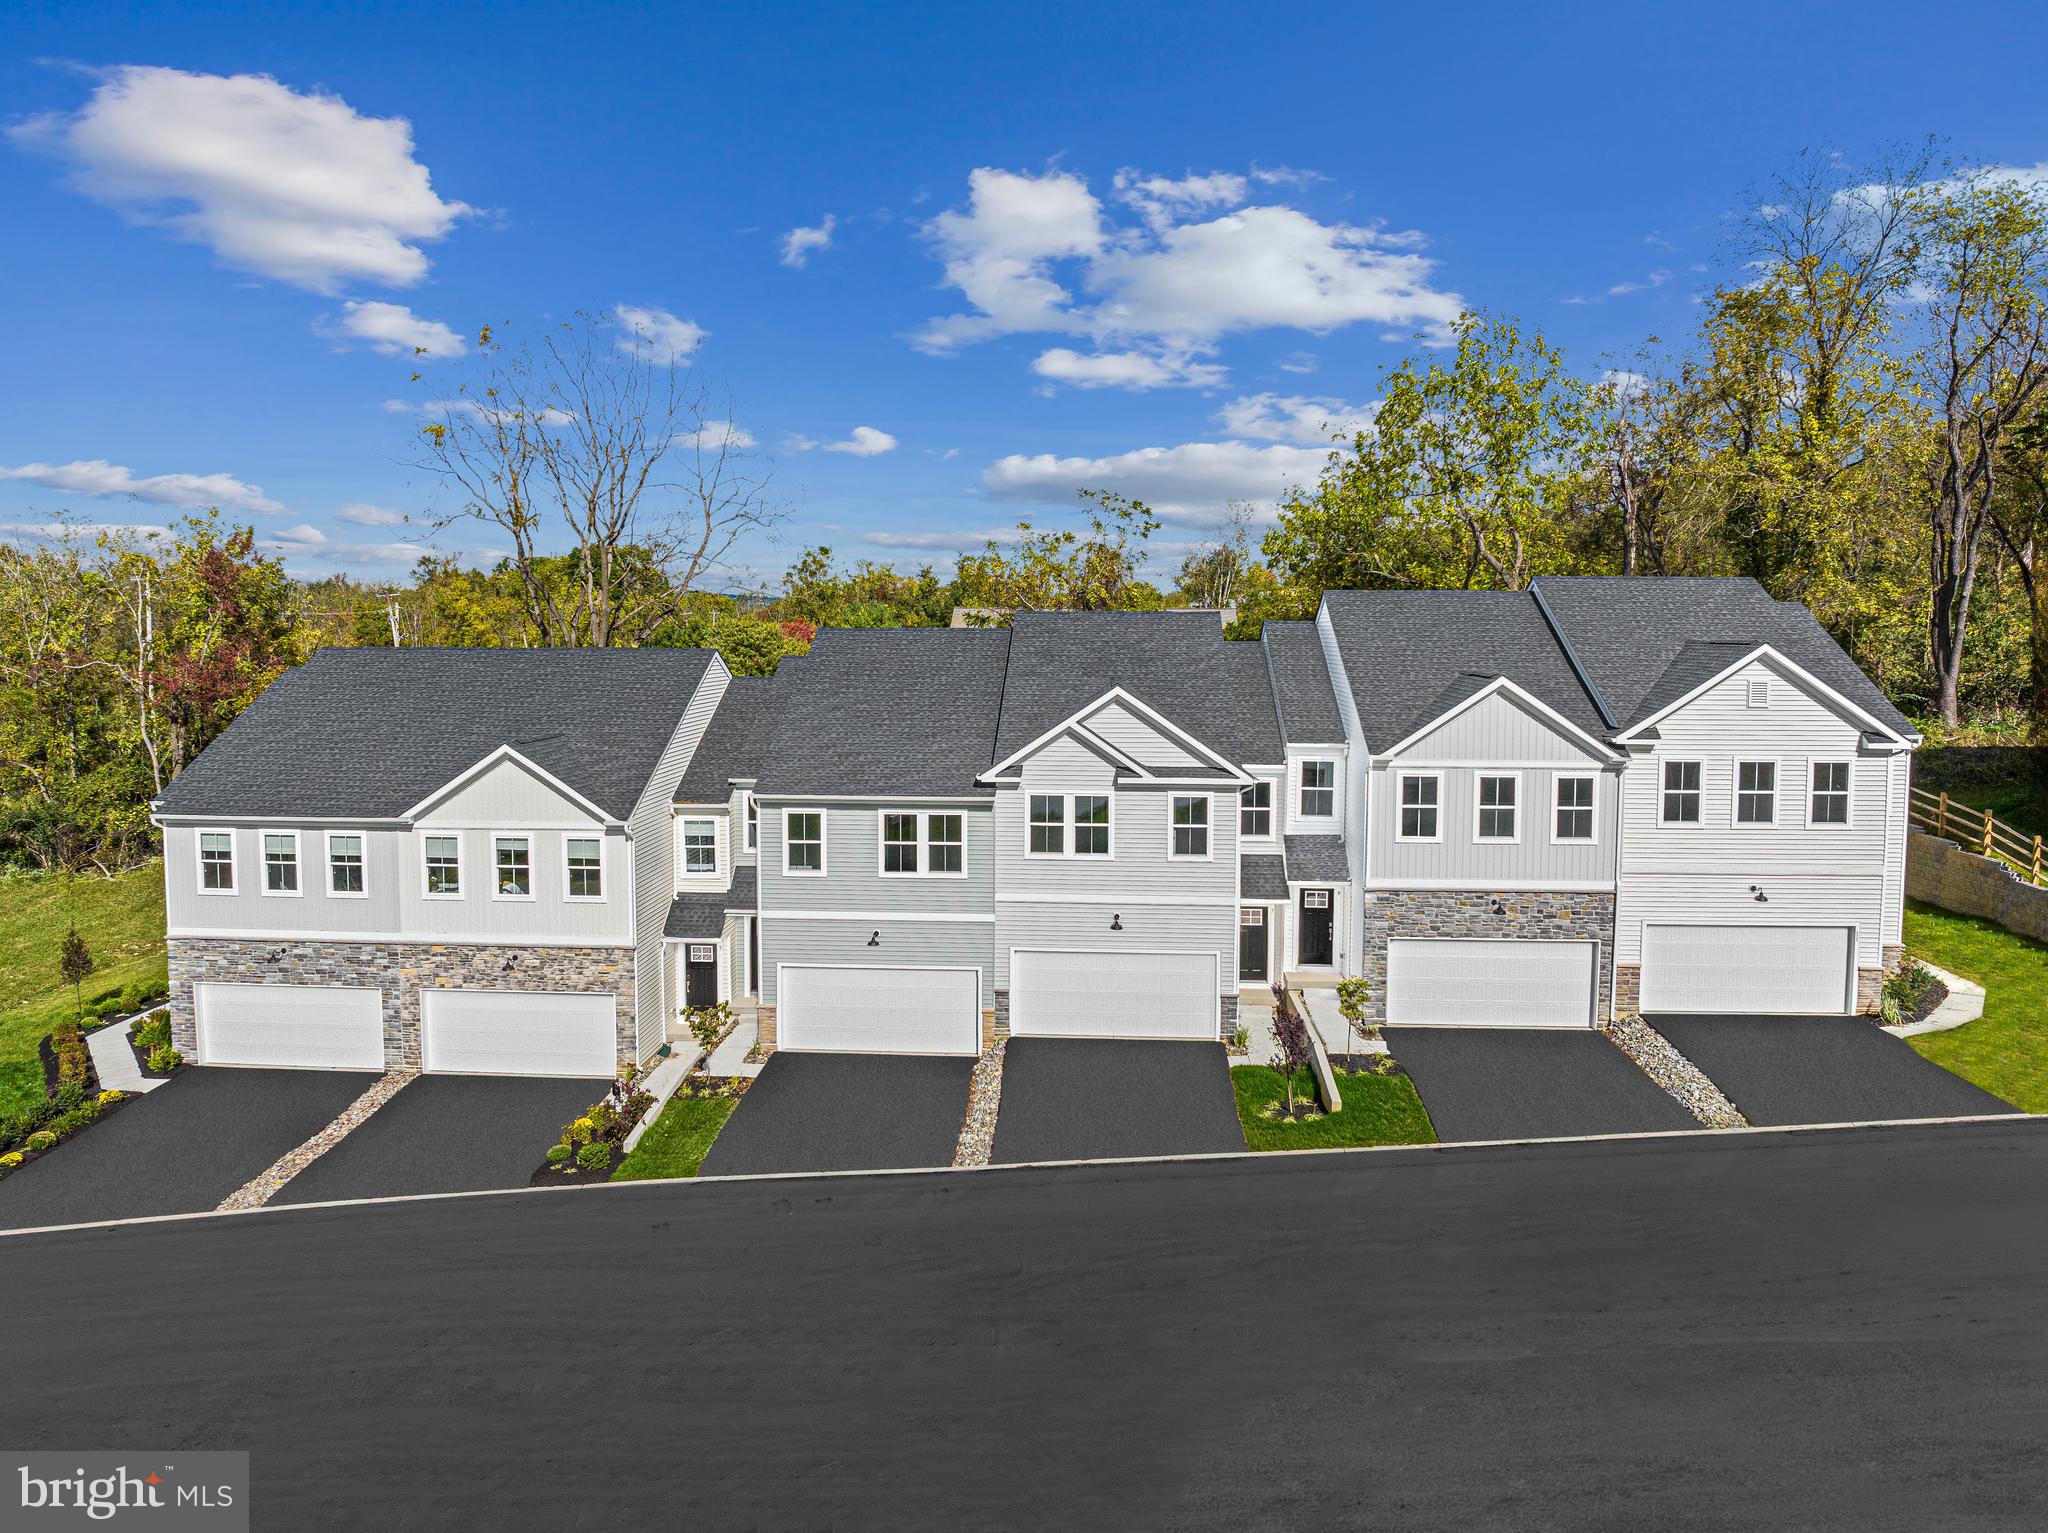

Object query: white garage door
[195,982,384,1070]
[1641,925,1853,1014]
[420,989,618,1077]
[1010,949,1219,1040]
[778,965,981,1056]
[1386,939,1599,1028]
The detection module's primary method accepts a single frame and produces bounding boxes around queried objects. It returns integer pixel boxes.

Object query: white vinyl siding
[420,989,618,1076]
[1639,924,1853,1014]
[778,965,980,1055]
[194,982,384,1069]
[1010,949,1219,1039]
[1386,939,1598,1028]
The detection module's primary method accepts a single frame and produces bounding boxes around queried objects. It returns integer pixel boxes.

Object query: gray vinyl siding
[758,917,994,1008]
[1083,701,1203,768]
[1368,764,1618,885]
[1398,689,1603,762]
[996,901,1237,991]
[756,800,995,915]
[1616,874,1886,968]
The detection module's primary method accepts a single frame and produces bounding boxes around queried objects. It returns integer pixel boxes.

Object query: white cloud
[1606,268,1671,297]
[914,166,1463,374]
[780,214,837,268]
[1600,369,1650,400]
[1276,351,1318,374]
[1250,165,1326,190]
[335,502,405,526]
[272,522,328,544]
[1212,392,1376,444]
[980,441,1325,524]
[11,65,474,292]
[0,458,283,515]
[614,304,706,365]
[0,521,170,543]
[824,426,897,457]
[677,421,757,451]
[863,525,1025,550]
[1030,347,1225,390]
[322,300,465,358]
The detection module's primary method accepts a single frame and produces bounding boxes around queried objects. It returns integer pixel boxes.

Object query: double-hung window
[1553,776,1595,841]
[262,832,300,894]
[881,812,920,874]
[1397,774,1439,840]
[199,831,235,892]
[1476,775,1518,841]
[880,812,967,876]
[1171,795,1210,858]
[424,834,462,896]
[1810,761,1851,825]
[566,837,604,899]
[784,810,825,874]
[743,793,758,852]
[1028,794,1109,857]
[1029,794,1065,856]
[1298,760,1335,818]
[494,835,533,897]
[328,833,366,895]
[1073,796,1109,856]
[1661,761,1702,824]
[928,814,964,873]
[1239,780,1272,838]
[1735,761,1776,825]
[682,818,718,876]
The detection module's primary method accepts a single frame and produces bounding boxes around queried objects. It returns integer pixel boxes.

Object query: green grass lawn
[0,863,167,1116]
[1232,1064,1437,1151]
[610,1093,739,1180]
[1903,900,2048,1113]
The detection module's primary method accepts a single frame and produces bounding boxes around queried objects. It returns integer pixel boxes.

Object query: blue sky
[4,0,2046,587]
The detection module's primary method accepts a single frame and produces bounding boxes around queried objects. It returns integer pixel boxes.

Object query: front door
[748,917,760,996]
[1238,907,1269,983]
[1298,889,1335,967]
[684,943,719,1008]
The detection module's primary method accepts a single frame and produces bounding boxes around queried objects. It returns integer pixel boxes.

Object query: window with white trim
[682,818,718,876]
[1398,774,1438,840]
[199,831,234,892]
[1735,760,1776,824]
[566,837,603,898]
[328,833,365,895]
[1029,794,1065,856]
[424,834,462,896]
[1298,759,1335,818]
[1810,761,1850,825]
[1661,760,1701,824]
[262,832,299,893]
[1171,795,1210,858]
[785,810,824,874]
[1476,775,1518,840]
[1073,795,1109,856]
[881,812,920,874]
[743,793,758,852]
[1239,780,1272,838]
[929,814,964,873]
[1553,776,1595,841]
[880,811,966,876]
[494,835,533,897]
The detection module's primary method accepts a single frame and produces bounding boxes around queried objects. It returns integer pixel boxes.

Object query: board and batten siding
[757,917,994,1009]
[755,801,996,915]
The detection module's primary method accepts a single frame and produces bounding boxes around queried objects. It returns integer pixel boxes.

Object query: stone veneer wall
[1359,890,1618,1026]
[1907,826,2048,941]
[169,937,638,1072]
[755,1004,777,1051]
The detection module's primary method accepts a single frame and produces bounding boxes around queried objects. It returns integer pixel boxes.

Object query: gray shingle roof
[993,612,1284,767]
[664,865,757,936]
[751,627,1012,797]
[1261,621,1345,744]
[1241,854,1288,901]
[1283,834,1349,882]
[156,646,716,820]
[674,677,776,803]
[1531,576,1917,737]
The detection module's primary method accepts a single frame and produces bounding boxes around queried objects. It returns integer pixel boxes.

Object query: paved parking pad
[992,1038,1245,1163]
[699,1052,975,1175]
[1647,1014,2021,1127]
[0,1067,377,1230]
[1386,1028,1698,1143]
[274,1075,601,1204]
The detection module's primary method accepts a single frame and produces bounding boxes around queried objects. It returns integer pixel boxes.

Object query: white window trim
[1238,779,1276,840]
[1731,758,1780,829]
[259,829,303,898]
[195,829,238,895]
[563,834,607,902]
[783,807,827,877]
[1473,771,1522,845]
[1168,793,1213,861]
[1395,770,1443,844]
[1806,757,1855,829]
[877,809,970,879]
[1296,757,1339,821]
[679,816,721,879]
[1659,758,1705,828]
[1025,792,1115,860]
[324,829,370,899]
[420,831,466,900]
[491,831,537,901]
[1549,774,1598,846]
[742,792,758,853]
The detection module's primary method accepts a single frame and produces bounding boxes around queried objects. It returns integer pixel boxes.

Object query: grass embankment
[1232,1064,1437,1151]
[1903,900,2048,1113]
[611,1093,739,1180]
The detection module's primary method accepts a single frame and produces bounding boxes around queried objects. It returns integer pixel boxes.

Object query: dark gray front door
[748,917,760,995]
[684,943,719,1008]
[1298,889,1334,967]
[1238,907,1269,982]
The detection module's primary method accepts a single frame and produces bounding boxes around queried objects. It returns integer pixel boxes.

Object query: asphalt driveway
[1386,1027,1698,1142]
[273,1075,600,1204]
[0,1067,377,1231]
[1648,1014,2021,1127]
[698,1052,975,1175]
[991,1038,1245,1163]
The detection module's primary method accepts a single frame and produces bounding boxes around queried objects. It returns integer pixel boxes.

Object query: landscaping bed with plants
[1878,961,1949,1029]
[530,1076,658,1185]
[119,1008,184,1077]
[1232,1061,1436,1151]
[0,1005,154,1179]
[611,1076,748,1181]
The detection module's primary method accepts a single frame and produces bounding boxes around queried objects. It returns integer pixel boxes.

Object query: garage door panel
[421,989,617,1077]
[1641,925,1851,1014]
[1011,950,1218,1040]
[1387,939,1598,1028]
[195,983,385,1070]
[779,966,980,1056]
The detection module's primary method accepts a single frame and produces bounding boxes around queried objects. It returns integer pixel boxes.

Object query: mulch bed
[1328,1053,1409,1078]
[527,1144,622,1187]
[118,1026,180,1079]
[0,1091,138,1181]
[38,1032,100,1099]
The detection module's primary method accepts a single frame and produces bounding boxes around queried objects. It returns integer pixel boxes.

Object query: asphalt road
[3,1121,2044,1530]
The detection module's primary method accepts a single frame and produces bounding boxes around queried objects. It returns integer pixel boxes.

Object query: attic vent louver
[1746,679,1771,709]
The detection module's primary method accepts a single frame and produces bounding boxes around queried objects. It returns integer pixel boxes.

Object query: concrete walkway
[85,1017,165,1095]
[705,1018,762,1078]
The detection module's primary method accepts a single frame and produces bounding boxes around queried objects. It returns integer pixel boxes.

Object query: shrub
[49,1022,92,1088]
[545,1143,572,1165]
[146,1044,181,1073]
[683,1001,735,1052]
[0,1152,21,1170]
[25,1131,56,1152]
[97,1090,124,1106]
[133,1014,172,1052]
[575,1141,611,1172]
[561,1115,596,1147]
[94,997,126,1020]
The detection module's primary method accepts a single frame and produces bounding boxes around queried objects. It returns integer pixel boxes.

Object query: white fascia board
[1613,644,1910,746]
[981,686,1248,781]
[401,744,623,826]
[1378,676,1622,762]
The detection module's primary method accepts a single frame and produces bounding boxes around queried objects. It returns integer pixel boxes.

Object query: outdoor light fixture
[1110,913,1123,931]
[1491,901,1506,916]
[867,930,880,946]
[1750,885,1769,903]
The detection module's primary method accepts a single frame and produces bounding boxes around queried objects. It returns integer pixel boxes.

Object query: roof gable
[1614,644,1908,744]
[986,686,1248,781]
[1388,680,1618,763]
[409,747,612,825]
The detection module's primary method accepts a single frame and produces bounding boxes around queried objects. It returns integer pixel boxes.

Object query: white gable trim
[1377,676,1621,763]
[982,687,1249,781]
[402,745,623,826]
[1612,644,1910,746]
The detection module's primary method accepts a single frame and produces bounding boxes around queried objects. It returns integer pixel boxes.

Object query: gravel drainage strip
[1605,1018,1747,1129]
[952,1040,1007,1167]
[215,1071,417,1210]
